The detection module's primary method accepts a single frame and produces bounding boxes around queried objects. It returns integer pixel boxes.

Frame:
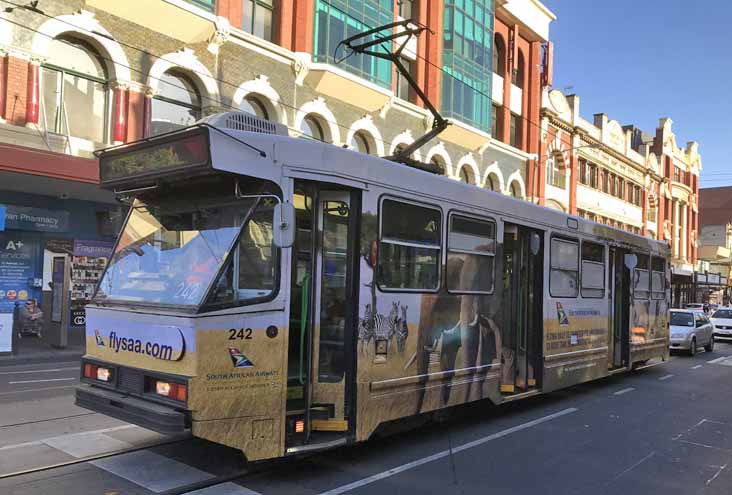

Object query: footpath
[0,339,84,367]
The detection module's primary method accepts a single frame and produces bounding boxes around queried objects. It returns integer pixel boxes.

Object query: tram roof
[205,126,669,255]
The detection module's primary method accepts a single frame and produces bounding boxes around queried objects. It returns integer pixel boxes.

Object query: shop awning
[0,142,99,183]
[0,171,117,204]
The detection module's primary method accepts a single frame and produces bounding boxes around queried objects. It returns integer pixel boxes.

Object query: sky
[541,0,732,189]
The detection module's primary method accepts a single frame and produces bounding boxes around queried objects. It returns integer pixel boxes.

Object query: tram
[76,112,670,461]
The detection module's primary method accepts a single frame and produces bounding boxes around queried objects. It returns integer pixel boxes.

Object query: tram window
[446,214,495,294]
[633,254,650,300]
[581,241,605,298]
[206,205,278,306]
[550,237,579,298]
[651,256,665,299]
[378,199,441,291]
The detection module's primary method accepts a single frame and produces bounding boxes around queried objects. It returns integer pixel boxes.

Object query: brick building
[540,89,702,306]
[698,186,732,305]
[0,0,555,350]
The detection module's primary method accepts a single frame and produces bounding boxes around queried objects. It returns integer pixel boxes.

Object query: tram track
[0,435,193,480]
[0,412,97,430]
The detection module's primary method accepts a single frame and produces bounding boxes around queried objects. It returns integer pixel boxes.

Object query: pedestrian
[19,298,43,338]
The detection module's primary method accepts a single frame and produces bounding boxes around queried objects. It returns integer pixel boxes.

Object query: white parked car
[669,309,714,355]
[711,307,732,341]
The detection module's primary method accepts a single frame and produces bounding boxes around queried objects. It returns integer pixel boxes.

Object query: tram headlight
[96,367,111,382]
[153,380,187,402]
[155,381,171,396]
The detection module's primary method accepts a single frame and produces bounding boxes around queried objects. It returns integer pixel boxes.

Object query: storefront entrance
[0,191,123,356]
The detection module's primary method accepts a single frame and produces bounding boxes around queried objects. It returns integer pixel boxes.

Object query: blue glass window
[183,0,215,13]
[442,0,493,131]
[313,0,394,88]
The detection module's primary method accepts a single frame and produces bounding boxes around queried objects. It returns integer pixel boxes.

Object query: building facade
[486,0,554,196]
[0,0,554,351]
[540,89,701,306]
[698,187,732,305]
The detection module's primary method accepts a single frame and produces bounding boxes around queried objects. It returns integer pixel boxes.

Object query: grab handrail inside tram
[299,272,309,385]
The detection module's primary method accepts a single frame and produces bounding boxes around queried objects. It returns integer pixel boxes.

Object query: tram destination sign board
[100,129,211,187]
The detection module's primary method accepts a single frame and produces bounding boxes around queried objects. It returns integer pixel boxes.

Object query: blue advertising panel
[0,204,6,231]
[4,205,69,233]
[0,236,37,313]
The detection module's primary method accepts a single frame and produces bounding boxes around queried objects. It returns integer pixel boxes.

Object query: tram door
[608,248,630,369]
[501,224,543,394]
[286,185,357,448]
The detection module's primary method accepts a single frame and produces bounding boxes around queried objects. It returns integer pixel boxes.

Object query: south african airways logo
[95,329,105,346]
[228,347,254,368]
[556,302,570,326]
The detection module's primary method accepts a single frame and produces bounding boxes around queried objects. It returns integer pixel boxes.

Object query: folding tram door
[608,247,630,370]
[501,223,544,394]
[286,182,359,451]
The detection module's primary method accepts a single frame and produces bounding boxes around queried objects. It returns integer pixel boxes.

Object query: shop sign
[73,240,114,259]
[71,308,86,327]
[0,236,36,313]
[4,205,69,233]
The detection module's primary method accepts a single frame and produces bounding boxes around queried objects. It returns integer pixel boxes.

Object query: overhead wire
[0,0,549,158]
[0,0,429,155]
[0,0,716,190]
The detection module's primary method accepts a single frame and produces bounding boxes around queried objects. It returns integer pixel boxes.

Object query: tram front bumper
[75,385,189,435]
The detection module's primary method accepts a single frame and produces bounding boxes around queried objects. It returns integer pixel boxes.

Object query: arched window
[459,166,473,184]
[493,34,505,75]
[429,155,446,175]
[41,36,108,142]
[486,173,500,192]
[350,131,371,154]
[512,51,525,88]
[300,114,325,141]
[239,95,269,120]
[509,182,520,198]
[152,70,202,135]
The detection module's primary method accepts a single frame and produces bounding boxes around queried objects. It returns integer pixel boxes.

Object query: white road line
[707,356,730,364]
[659,374,674,381]
[706,463,728,486]
[8,377,77,385]
[0,367,78,375]
[613,388,635,396]
[318,408,578,495]
[691,365,703,370]
[0,424,136,451]
[0,385,76,396]
[607,451,656,484]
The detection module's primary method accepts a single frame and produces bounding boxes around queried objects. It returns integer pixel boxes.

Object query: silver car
[669,309,714,355]
[711,307,732,341]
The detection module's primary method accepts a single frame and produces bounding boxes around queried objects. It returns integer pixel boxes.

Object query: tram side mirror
[624,253,638,270]
[273,201,295,248]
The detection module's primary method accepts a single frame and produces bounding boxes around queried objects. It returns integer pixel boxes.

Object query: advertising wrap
[85,309,195,374]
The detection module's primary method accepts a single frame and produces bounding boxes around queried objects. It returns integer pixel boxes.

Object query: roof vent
[199,111,288,136]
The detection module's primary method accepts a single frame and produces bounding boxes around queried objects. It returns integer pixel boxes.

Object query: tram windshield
[95,178,278,308]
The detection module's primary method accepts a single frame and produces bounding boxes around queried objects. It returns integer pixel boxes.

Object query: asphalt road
[3,344,732,495]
